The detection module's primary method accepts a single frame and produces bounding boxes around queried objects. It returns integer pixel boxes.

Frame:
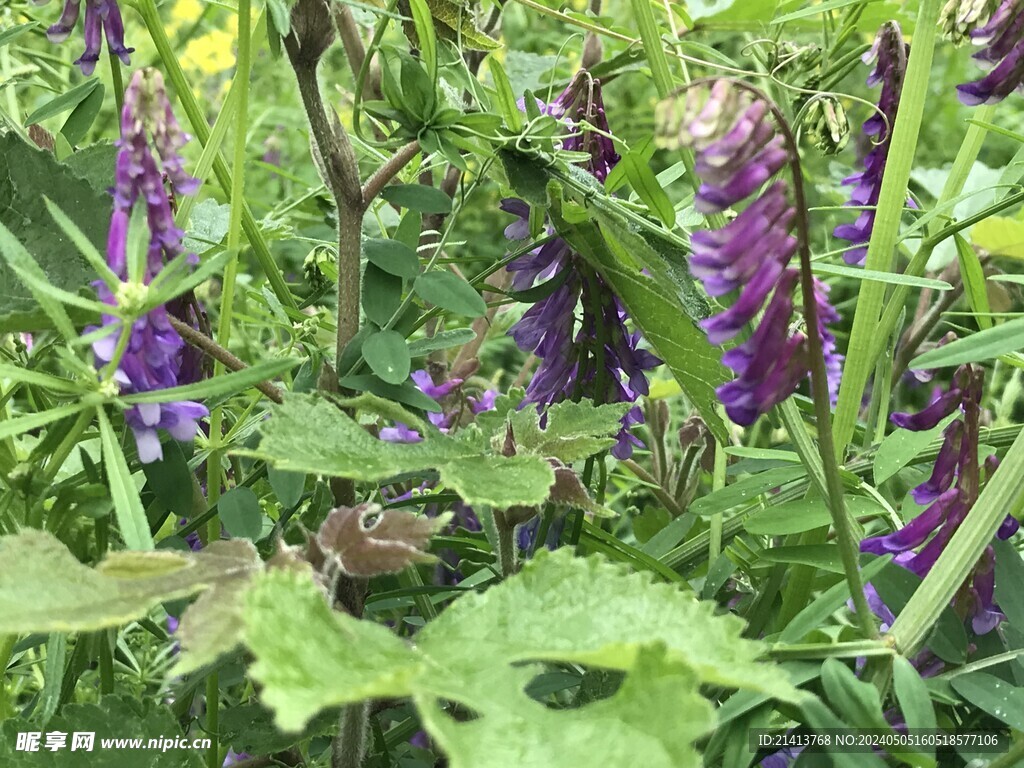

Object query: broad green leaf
[821,658,890,730]
[219,487,264,541]
[950,673,1024,730]
[364,237,420,279]
[0,696,204,768]
[417,650,713,768]
[620,150,675,227]
[873,413,958,485]
[381,183,452,214]
[499,400,628,463]
[972,215,1024,259]
[0,133,112,332]
[0,531,259,633]
[362,262,403,326]
[414,271,487,317]
[440,454,555,508]
[242,551,799,738]
[25,79,101,126]
[249,393,477,480]
[909,316,1024,369]
[759,544,843,573]
[993,538,1024,630]
[424,0,500,50]
[362,329,412,385]
[487,58,524,131]
[408,0,437,82]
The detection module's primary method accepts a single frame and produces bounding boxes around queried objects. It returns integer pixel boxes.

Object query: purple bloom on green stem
[890,386,962,430]
[957,0,1024,104]
[503,71,659,458]
[90,69,206,464]
[911,420,963,504]
[45,0,134,76]
[835,22,907,265]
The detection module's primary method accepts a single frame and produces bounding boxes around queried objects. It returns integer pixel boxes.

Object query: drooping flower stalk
[956,0,1024,105]
[656,80,843,425]
[657,78,877,641]
[91,69,206,464]
[834,22,908,265]
[40,0,134,76]
[861,364,1019,634]
[502,70,660,459]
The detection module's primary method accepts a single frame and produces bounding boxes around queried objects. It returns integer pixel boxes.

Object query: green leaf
[993,538,1024,630]
[61,82,105,146]
[909,316,1024,369]
[268,467,305,508]
[821,658,890,730]
[362,329,412,385]
[25,79,101,126]
[364,237,420,279]
[0,531,259,633]
[892,657,937,767]
[0,22,38,49]
[414,271,487,317]
[744,497,884,536]
[954,233,993,330]
[440,454,555,508]
[424,0,501,50]
[219,487,264,541]
[142,440,196,518]
[0,218,78,340]
[487,58,523,131]
[950,673,1024,730]
[249,393,476,480]
[0,361,83,393]
[381,184,452,214]
[813,261,953,291]
[0,696,204,768]
[690,467,806,516]
[241,550,800,737]
[408,0,437,83]
[552,210,729,444]
[619,150,675,227]
[874,413,958,485]
[971,215,1024,259]
[0,134,113,332]
[362,262,403,326]
[98,409,155,551]
[408,328,476,356]
[0,401,90,442]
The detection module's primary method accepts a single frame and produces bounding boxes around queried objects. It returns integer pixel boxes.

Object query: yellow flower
[182,29,236,74]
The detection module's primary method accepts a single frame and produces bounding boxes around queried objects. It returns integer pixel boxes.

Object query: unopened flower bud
[804,96,850,155]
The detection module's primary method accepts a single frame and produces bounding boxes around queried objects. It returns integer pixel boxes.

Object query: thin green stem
[135,0,295,308]
[109,52,125,117]
[832,0,944,459]
[709,441,725,562]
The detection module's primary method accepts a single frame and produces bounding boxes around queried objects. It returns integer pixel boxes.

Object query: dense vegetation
[1,0,1023,766]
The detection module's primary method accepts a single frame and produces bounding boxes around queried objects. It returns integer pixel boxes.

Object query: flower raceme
[861,365,1019,634]
[957,0,1024,105]
[39,0,133,76]
[501,71,660,459]
[834,22,908,266]
[655,80,843,426]
[90,69,206,464]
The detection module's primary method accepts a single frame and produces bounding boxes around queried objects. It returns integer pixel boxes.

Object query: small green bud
[804,96,850,156]
[115,282,151,315]
[940,0,997,44]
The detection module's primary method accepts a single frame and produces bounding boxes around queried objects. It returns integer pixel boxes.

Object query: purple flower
[957,1,1024,105]
[862,365,1011,634]
[503,70,659,458]
[90,70,206,464]
[44,0,134,76]
[835,22,908,265]
[671,81,841,426]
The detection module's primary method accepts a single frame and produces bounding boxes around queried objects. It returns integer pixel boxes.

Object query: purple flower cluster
[862,365,1019,634]
[379,369,497,443]
[957,0,1024,105]
[91,70,206,464]
[502,72,659,459]
[671,81,843,425]
[40,0,133,76]
[834,22,908,265]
